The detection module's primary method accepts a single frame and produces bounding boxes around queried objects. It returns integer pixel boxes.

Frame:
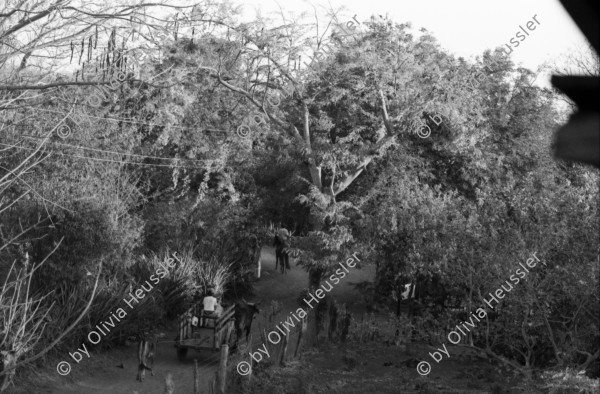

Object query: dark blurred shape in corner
[552,0,600,168]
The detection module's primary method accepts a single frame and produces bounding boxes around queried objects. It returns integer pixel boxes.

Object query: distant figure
[273,229,291,274]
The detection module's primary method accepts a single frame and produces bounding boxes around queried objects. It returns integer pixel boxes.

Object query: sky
[232,0,591,84]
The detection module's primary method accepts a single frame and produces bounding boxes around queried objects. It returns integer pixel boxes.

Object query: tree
[0,137,102,391]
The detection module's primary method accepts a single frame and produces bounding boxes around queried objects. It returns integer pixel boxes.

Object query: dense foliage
[0,0,598,389]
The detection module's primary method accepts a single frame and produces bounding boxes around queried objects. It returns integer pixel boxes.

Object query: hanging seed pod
[88,36,92,61]
[119,37,125,70]
[75,70,79,82]
[111,27,116,60]
[94,25,98,49]
[95,56,98,73]
[70,42,74,63]
[81,62,85,81]
[79,38,84,64]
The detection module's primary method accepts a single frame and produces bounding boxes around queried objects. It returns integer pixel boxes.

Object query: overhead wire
[0,141,204,169]
[2,14,248,133]
[2,12,276,371]
[17,134,208,164]
[28,106,231,134]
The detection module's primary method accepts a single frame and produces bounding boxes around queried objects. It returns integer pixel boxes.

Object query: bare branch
[0,260,103,378]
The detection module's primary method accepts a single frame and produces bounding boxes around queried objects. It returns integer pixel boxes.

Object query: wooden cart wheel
[177,346,188,361]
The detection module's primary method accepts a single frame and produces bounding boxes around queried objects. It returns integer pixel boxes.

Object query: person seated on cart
[200,289,222,327]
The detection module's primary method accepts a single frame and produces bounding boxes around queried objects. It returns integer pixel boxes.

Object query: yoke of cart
[174,303,236,361]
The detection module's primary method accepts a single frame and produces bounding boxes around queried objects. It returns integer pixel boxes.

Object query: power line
[24,107,232,134]
[18,134,208,164]
[0,141,205,169]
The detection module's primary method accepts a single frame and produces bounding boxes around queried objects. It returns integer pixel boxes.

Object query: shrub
[31,203,142,294]
[541,368,600,394]
[130,248,195,322]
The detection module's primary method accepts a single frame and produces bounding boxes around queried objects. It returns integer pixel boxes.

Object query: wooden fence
[201,299,471,393]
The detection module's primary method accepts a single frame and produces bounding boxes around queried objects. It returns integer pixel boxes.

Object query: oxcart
[174,303,236,361]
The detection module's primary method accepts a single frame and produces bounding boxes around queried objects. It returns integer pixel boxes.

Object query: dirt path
[16,248,372,394]
[253,248,373,313]
[45,335,219,394]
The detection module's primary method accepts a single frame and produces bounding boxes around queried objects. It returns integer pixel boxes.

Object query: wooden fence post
[279,330,288,366]
[164,372,174,394]
[294,316,307,357]
[314,296,328,342]
[193,359,200,394]
[208,375,215,394]
[217,344,229,394]
[340,312,351,344]
[259,326,268,359]
[328,301,339,342]
[243,334,253,383]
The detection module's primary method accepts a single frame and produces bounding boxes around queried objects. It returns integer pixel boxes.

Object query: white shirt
[203,296,217,312]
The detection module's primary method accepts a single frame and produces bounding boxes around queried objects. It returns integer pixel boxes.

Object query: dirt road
[17,248,371,394]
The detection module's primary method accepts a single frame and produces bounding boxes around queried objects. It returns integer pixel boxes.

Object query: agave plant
[193,257,233,298]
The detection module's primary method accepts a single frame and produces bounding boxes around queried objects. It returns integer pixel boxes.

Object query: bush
[129,248,195,322]
[31,203,142,293]
[541,368,600,394]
